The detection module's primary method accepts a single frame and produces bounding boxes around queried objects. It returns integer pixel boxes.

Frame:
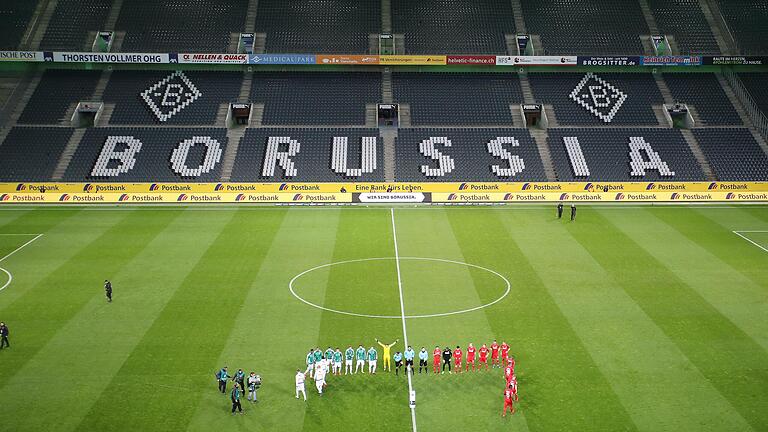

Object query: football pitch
[0,205,766,432]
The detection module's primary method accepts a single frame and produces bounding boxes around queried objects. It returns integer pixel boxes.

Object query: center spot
[289,257,510,319]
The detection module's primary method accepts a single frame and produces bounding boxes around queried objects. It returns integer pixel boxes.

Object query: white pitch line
[733,231,768,254]
[390,208,417,432]
[0,233,43,293]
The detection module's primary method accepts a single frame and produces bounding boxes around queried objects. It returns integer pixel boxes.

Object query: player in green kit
[345,346,355,375]
[333,348,343,376]
[325,346,334,364]
[305,349,315,378]
[355,345,367,374]
[313,347,323,365]
[367,346,378,374]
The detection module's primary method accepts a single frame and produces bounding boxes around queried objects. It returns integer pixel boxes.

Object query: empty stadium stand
[394,128,546,181]
[250,72,380,126]
[548,128,705,181]
[520,0,648,55]
[63,127,229,181]
[694,128,768,180]
[663,73,742,125]
[39,0,112,51]
[392,72,523,125]
[528,73,663,125]
[254,0,381,53]
[648,0,720,55]
[103,71,241,125]
[18,70,101,125]
[0,0,40,50]
[391,0,515,54]
[230,128,384,182]
[0,127,74,181]
[115,0,248,52]
[715,0,768,54]
[737,73,768,118]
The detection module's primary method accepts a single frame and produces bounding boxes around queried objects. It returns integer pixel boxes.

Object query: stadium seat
[116,0,248,52]
[394,128,546,182]
[663,73,742,126]
[528,73,663,125]
[548,128,705,181]
[18,70,101,125]
[0,127,73,181]
[392,0,515,54]
[737,73,768,118]
[254,0,380,53]
[230,128,384,182]
[715,0,768,55]
[520,0,648,55]
[251,72,381,126]
[103,71,241,125]
[63,127,229,181]
[39,0,111,51]
[392,72,523,125]
[694,128,768,181]
[648,0,720,55]
[0,0,40,50]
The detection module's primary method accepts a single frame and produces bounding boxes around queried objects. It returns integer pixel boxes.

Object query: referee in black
[0,322,9,349]
[104,280,113,302]
[441,346,452,373]
[570,204,577,221]
[557,202,564,219]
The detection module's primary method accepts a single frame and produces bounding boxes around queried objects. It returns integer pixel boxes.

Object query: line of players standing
[296,340,519,415]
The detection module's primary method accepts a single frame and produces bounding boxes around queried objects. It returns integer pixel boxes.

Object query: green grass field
[0,205,766,432]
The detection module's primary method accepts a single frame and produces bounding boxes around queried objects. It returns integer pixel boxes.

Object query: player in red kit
[491,340,500,368]
[465,343,476,372]
[478,343,489,370]
[453,346,463,373]
[502,382,516,416]
[504,364,515,386]
[501,341,510,364]
[432,346,441,374]
[507,355,516,375]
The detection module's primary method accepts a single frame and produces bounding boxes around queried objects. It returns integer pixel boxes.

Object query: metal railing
[724,69,768,141]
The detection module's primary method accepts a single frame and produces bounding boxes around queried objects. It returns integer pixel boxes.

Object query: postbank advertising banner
[1,183,766,204]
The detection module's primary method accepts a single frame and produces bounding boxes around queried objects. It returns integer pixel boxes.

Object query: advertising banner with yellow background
[1,182,766,204]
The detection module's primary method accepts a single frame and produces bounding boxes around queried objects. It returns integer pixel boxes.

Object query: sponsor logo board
[178,53,249,64]
[496,56,577,66]
[378,55,446,65]
[316,55,379,65]
[250,54,316,64]
[51,52,170,63]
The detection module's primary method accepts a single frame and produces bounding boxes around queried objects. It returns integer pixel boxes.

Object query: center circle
[289,257,510,319]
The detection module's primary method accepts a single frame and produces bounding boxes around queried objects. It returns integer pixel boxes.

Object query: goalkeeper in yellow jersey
[375,338,399,372]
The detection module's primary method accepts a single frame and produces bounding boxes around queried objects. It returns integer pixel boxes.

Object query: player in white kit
[314,362,327,395]
[295,369,306,400]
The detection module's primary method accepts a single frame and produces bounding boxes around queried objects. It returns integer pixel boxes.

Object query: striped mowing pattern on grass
[0,206,764,432]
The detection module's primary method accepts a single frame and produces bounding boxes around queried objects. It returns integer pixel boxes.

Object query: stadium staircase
[382,69,393,103]
[104,0,124,30]
[219,71,255,181]
[17,0,51,50]
[27,0,59,50]
[244,0,258,33]
[519,72,557,181]
[638,0,659,55]
[680,130,716,180]
[509,0,527,34]
[700,0,738,55]
[51,128,86,180]
[382,131,397,182]
[637,0,660,36]
[381,0,392,34]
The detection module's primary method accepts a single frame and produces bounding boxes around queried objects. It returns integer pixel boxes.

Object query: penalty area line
[733,231,768,253]
[0,233,44,294]
[390,208,417,432]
